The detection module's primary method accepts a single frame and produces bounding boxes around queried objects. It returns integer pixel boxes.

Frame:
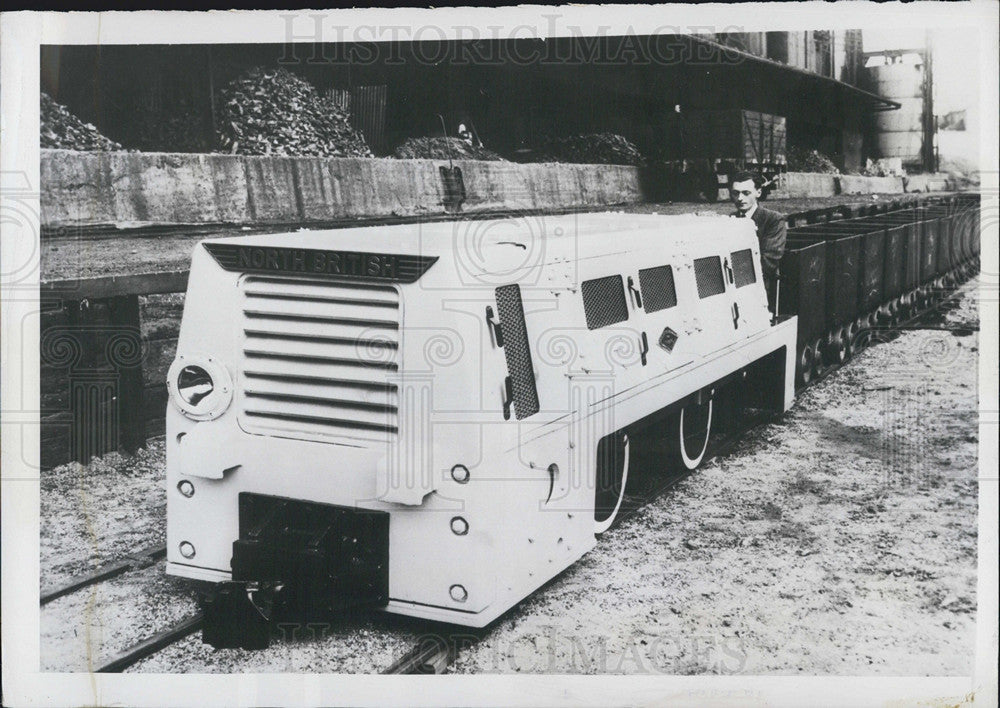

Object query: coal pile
[522,133,646,166]
[217,68,372,158]
[40,93,123,151]
[393,136,505,161]
[787,146,840,174]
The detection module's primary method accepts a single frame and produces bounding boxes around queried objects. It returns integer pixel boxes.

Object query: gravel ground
[40,446,422,674]
[129,616,421,674]
[40,564,199,673]
[40,193,936,282]
[39,278,980,674]
[40,440,168,590]
[451,279,980,675]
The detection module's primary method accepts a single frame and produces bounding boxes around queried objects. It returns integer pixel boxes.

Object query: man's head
[730,171,762,214]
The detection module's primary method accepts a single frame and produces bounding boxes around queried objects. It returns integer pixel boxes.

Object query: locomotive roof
[200,212,746,257]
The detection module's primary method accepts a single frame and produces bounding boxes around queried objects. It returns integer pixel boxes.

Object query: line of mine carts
[776,193,981,385]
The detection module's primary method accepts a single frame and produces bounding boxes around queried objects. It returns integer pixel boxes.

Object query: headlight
[167,354,233,420]
[177,365,214,406]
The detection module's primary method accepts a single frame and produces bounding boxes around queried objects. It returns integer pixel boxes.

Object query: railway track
[97,614,204,673]
[40,545,166,606]
[382,634,455,674]
[44,273,979,674]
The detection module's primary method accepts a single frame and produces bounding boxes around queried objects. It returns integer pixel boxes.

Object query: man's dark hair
[730,170,762,189]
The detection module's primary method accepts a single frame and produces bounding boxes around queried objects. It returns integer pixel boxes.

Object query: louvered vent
[694,256,725,299]
[581,275,628,330]
[731,249,756,288]
[238,276,399,444]
[638,265,677,313]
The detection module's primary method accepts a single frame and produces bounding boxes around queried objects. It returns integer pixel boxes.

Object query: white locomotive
[164,213,796,646]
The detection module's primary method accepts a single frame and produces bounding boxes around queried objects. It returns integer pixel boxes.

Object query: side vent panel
[581,275,629,329]
[731,249,757,288]
[694,256,726,299]
[638,265,678,313]
[495,285,540,420]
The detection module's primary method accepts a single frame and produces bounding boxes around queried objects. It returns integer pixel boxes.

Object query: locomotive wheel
[594,432,630,534]
[797,344,814,386]
[671,399,713,470]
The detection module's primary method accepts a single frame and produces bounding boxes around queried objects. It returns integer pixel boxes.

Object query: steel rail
[41,545,166,606]
[96,613,204,673]
[381,635,453,675]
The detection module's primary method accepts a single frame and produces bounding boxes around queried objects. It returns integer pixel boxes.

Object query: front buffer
[201,494,389,649]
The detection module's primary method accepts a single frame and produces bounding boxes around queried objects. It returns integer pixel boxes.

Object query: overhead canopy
[681,33,901,114]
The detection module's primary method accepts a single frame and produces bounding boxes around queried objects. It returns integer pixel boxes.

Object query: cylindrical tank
[867,62,925,162]
[874,132,923,160]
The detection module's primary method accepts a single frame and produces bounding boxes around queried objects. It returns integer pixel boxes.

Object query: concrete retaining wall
[904,173,953,193]
[777,172,839,198]
[776,171,908,199]
[837,174,905,195]
[41,150,646,230]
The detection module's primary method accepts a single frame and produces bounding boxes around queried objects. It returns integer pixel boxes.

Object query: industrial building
[40,30,937,174]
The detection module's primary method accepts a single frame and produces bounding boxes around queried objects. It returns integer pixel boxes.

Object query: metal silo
[866,56,930,166]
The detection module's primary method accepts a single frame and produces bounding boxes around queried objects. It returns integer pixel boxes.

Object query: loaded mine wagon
[165,195,978,648]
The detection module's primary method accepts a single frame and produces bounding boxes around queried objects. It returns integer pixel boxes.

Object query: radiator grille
[238,276,399,443]
[495,284,539,420]
[638,265,677,313]
[731,249,756,288]
[694,256,726,298]
[581,275,628,329]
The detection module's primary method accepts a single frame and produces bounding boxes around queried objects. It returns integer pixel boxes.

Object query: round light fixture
[167,354,233,420]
